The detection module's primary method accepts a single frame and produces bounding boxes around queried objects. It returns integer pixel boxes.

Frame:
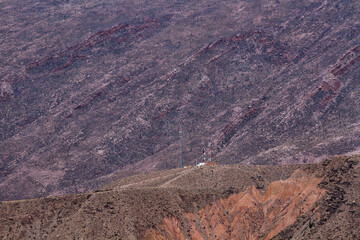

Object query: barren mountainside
[0,155,359,239]
[1,0,360,200]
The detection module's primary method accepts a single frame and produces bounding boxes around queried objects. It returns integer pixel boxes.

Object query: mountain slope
[1,0,360,200]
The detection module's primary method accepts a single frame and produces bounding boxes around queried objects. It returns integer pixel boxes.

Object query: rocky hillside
[0,155,359,239]
[1,0,360,200]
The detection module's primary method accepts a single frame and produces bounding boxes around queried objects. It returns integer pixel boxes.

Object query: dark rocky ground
[1,0,360,200]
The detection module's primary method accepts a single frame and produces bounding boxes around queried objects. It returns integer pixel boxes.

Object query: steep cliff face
[143,170,325,240]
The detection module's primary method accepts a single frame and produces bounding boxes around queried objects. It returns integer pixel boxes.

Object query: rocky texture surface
[0,155,359,240]
[1,0,360,200]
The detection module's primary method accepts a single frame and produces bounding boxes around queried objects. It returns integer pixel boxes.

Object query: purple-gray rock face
[1,0,359,200]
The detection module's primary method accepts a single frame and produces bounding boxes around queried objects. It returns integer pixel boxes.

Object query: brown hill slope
[1,0,360,201]
[0,155,359,239]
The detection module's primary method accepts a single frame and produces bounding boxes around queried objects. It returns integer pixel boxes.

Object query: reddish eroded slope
[0,156,359,240]
[0,163,297,240]
[143,170,325,240]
